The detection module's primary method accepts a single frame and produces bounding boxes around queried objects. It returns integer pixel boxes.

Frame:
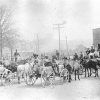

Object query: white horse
[54,60,64,73]
[70,60,81,80]
[54,60,69,82]
[89,52,94,59]
[28,59,55,87]
[17,62,34,84]
[94,51,99,58]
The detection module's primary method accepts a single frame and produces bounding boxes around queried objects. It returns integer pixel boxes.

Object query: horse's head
[95,58,100,67]
[79,58,87,67]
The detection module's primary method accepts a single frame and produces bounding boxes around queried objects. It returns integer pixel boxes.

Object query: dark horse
[3,61,17,73]
[46,60,71,83]
[80,58,99,77]
[64,63,72,82]
[3,59,28,73]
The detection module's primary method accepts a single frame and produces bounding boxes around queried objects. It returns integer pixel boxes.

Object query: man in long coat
[14,49,20,62]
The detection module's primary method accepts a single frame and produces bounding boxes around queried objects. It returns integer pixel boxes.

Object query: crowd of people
[12,45,100,63]
[73,46,100,61]
[0,45,99,86]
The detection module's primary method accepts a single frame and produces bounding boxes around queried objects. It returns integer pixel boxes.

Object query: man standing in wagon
[14,49,20,62]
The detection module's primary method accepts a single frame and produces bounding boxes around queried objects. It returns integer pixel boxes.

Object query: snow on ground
[0,74,100,100]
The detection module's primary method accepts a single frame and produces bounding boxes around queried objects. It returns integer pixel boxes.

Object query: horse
[94,51,99,58]
[53,59,69,82]
[17,61,34,84]
[88,52,94,59]
[80,58,99,77]
[17,59,28,65]
[68,60,81,81]
[63,59,72,82]
[40,65,55,87]
[26,60,55,87]
[3,60,17,73]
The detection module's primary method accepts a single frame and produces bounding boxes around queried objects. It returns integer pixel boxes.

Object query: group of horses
[0,53,100,87]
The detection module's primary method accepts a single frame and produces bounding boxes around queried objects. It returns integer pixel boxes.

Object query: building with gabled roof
[93,28,100,50]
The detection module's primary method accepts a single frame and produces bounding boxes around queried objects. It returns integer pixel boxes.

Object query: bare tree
[0,5,18,60]
[4,30,19,60]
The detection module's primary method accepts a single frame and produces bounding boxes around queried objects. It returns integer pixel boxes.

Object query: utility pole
[37,34,39,55]
[0,27,3,60]
[33,34,37,54]
[65,34,69,58]
[53,23,64,59]
[33,34,36,54]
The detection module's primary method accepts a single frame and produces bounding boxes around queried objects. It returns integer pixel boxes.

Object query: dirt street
[0,75,100,100]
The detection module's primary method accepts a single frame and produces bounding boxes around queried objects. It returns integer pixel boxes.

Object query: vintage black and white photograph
[0,0,100,100]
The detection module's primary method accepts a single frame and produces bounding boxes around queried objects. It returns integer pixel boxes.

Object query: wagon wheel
[41,73,48,87]
[60,69,68,82]
[79,69,83,75]
[2,74,13,85]
[26,73,37,85]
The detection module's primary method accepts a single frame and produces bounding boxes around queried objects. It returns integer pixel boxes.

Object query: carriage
[0,52,100,87]
[24,59,70,87]
[25,61,55,87]
[0,57,82,86]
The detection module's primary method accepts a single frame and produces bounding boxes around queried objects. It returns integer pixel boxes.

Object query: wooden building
[93,28,100,50]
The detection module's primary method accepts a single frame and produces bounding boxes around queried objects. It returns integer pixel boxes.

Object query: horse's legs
[68,71,72,82]
[41,74,44,87]
[32,76,38,85]
[52,66,56,75]
[87,68,90,77]
[82,66,84,73]
[85,68,86,77]
[73,67,74,74]
[90,68,92,76]
[17,72,20,84]
[23,73,26,82]
[53,72,55,85]
[95,69,98,77]
[41,72,45,88]
[60,72,62,82]
[97,69,99,77]
[67,71,70,82]
[22,73,24,78]
[18,76,20,84]
[50,72,55,88]
[94,69,96,77]
[78,70,80,80]
[25,73,27,83]
[57,66,59,74]
[75,70,76,80]
[1,75,3,85]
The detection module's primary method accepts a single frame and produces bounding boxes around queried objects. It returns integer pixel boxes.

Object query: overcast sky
[1,0,100,51]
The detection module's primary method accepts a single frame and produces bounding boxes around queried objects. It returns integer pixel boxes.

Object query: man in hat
[74,53,78,60]
[79,52,83,60]
[14,49,20,62]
